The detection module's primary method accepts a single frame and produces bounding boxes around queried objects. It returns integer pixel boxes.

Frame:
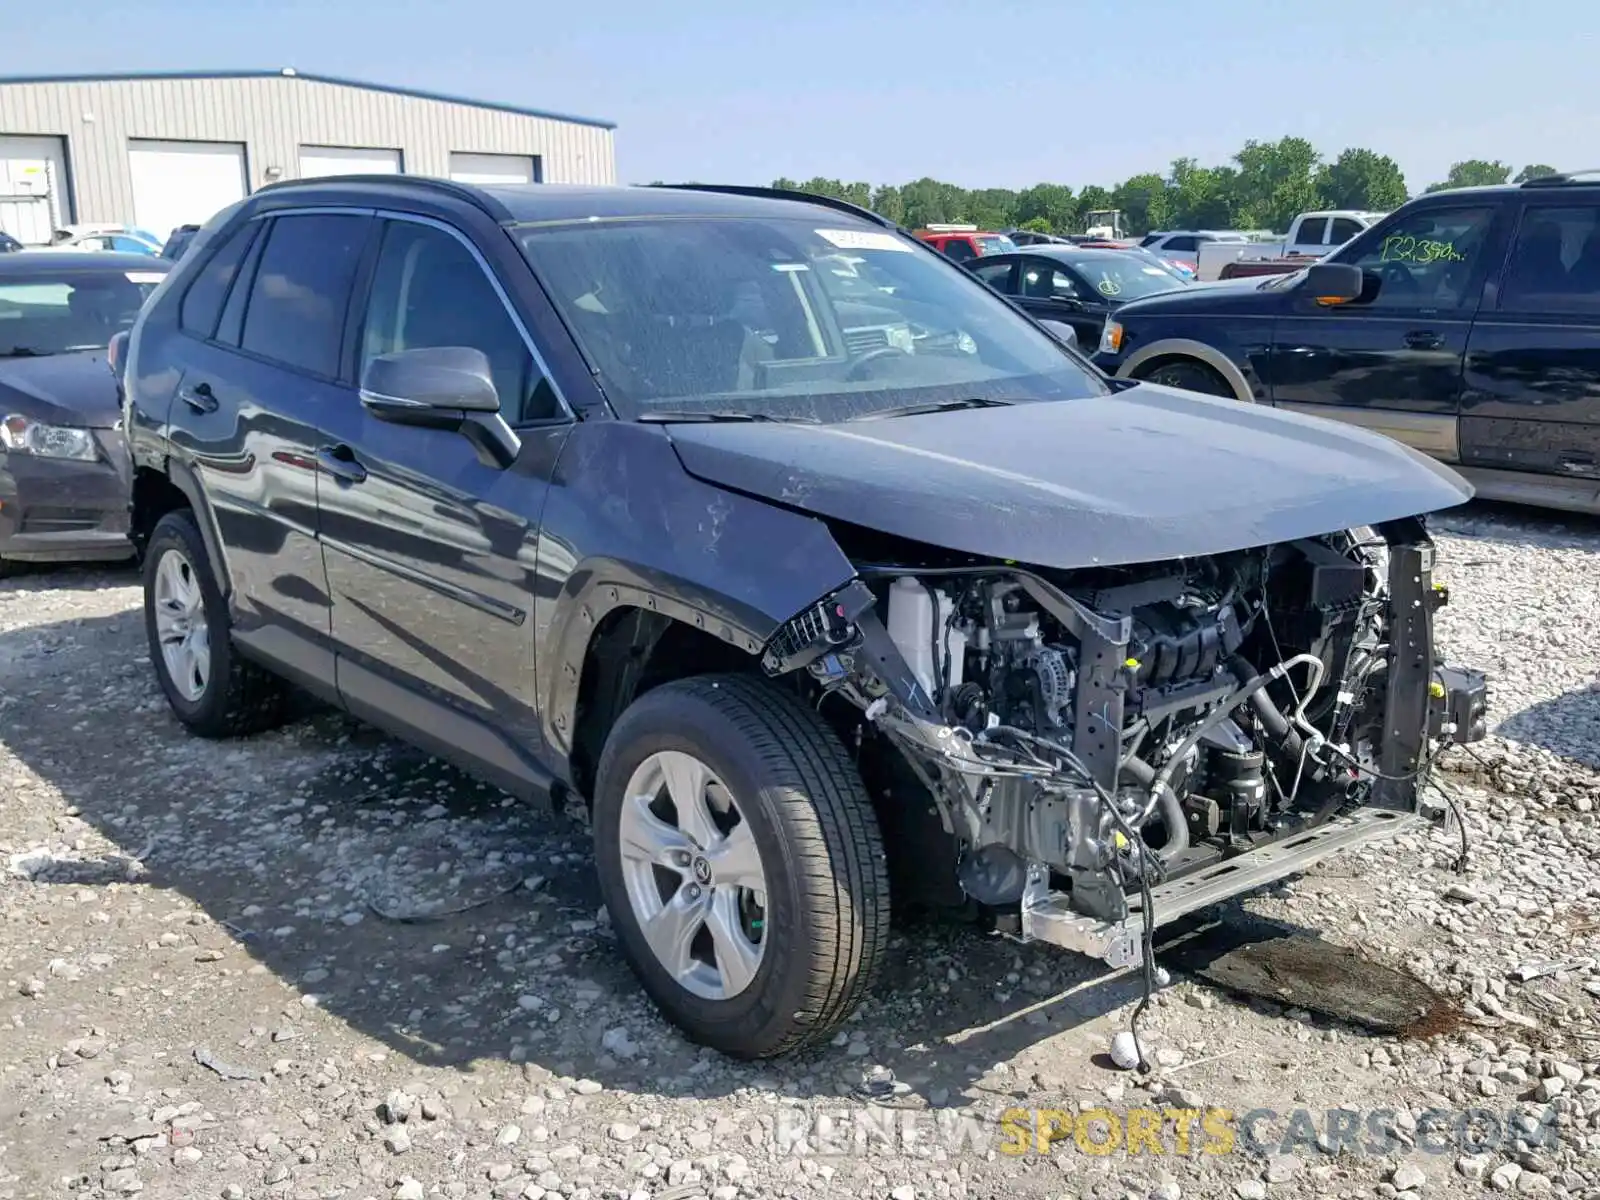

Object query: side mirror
[1039,319,1079,348]
[360,346,500,418]
[358,346,520,468]
[1301,262,1364,305]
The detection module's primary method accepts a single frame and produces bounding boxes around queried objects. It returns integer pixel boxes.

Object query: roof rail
[1521,168,1600,187]
[250,173,512,221]
[646,183,897,229]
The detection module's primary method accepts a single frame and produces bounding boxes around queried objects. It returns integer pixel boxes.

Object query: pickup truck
[1091,172,1600,516]
[1195,210,1385,280]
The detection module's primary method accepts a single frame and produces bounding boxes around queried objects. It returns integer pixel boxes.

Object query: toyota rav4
[120,177,1488,1059]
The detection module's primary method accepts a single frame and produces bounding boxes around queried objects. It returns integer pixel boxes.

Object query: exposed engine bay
[761,516,1488,967]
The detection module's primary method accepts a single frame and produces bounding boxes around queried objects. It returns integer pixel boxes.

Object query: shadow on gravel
[1497,687,1600,771]
[0,606,1377,1114]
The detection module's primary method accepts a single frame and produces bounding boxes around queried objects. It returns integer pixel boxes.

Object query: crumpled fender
[533,421,857,761]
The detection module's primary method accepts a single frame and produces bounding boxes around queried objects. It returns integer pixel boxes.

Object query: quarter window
[179,221,261,339]
[239,214,369,377]
[360,221,554,422]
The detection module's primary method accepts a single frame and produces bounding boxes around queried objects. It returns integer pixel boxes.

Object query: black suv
[122,177,1485,1059]
[1093,171,1600,515]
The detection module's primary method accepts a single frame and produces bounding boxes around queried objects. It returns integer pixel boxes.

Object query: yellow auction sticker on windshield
[815,229,913,253]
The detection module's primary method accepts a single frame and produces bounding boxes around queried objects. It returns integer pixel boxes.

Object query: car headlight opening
[0,414,99,462]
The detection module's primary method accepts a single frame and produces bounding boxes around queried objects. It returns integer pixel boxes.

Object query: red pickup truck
[914,225,1017,263]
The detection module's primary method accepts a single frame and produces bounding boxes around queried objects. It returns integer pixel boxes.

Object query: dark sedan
[967,246,1189,349]
[0,252,170,575]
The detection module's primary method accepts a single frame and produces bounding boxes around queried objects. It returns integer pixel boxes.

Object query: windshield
[1059,252,1188,299]
[0,267,166,357]
[976,234,1018,255]
[515,215,1108,420]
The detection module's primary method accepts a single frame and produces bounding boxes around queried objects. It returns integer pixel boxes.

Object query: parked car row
[0,222,203,259]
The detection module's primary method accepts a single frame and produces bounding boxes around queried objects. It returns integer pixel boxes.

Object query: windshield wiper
[637,410,818,424]
[846,396,1012,421]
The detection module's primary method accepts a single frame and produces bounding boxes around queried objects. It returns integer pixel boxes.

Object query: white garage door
[128,140,248,245]
[448,152,538,185]
[0,135,71,245]
[299,146,402,179]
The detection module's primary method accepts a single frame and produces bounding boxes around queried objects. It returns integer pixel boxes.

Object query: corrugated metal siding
[0,74,616,223]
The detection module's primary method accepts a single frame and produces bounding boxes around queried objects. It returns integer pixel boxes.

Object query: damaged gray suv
[121,177,1489,1059]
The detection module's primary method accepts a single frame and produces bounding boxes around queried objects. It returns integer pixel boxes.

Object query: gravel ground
[2,501,1598,1200]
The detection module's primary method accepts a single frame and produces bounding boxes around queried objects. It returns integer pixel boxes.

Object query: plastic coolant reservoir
[887,578,965,699]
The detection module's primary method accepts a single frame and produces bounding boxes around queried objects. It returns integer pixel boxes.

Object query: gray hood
[0,349,121,428]
[664,383,1474,569]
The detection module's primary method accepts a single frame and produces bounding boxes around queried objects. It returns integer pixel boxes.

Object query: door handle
[177,381,217,413]
[1404,331,1443,350]
[316,444,367,484]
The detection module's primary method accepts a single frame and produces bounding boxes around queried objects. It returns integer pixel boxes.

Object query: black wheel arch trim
[159,458,233,600]
[537,557,856,769]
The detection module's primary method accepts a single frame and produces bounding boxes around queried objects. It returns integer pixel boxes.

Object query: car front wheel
[142,509,286,738]
[593,674,890,1059]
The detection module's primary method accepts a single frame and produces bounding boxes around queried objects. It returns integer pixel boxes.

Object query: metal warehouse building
[0,68,617,245]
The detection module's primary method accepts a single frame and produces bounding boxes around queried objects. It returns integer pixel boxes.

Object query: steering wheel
[1376,261,1421,297]
[845,345,911,380]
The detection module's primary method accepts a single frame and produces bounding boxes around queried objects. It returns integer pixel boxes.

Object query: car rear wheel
[1140,358,1235,398]
[593,673,890,1059]
[143,509,287,738]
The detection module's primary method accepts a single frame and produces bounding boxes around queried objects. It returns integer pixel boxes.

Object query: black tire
[593,673,890,1059]
[142,508,287,738]
[1140,358,1235,398]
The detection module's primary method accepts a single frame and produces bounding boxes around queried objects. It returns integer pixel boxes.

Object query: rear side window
[1296,218,1329,245]
[239,214,369,377]
[179,221,260,338]
[1328,217,1365,244]
[969,260,1015,291]
[1500,205,1600,313]
[1163,235,1199,252]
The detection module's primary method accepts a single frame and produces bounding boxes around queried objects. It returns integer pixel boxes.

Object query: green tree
[1014,183,1076,233]
[1316,148,1409,211]
[966,187,1019,230]
[870,185,906,225]
[898,177,970,229]
[1426,160,1513,192]
[1112,172,1172,236]
[1020,216,1053,234]
[1166,158,1235,229]
[1514,163,1560,182]
[1232,136,1322,230]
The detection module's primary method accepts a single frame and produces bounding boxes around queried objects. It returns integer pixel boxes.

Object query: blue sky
[4,0,1590,194]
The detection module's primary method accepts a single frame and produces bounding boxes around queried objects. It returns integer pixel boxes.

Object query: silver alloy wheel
[617,750,768,1001]
[152,548,211,703]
